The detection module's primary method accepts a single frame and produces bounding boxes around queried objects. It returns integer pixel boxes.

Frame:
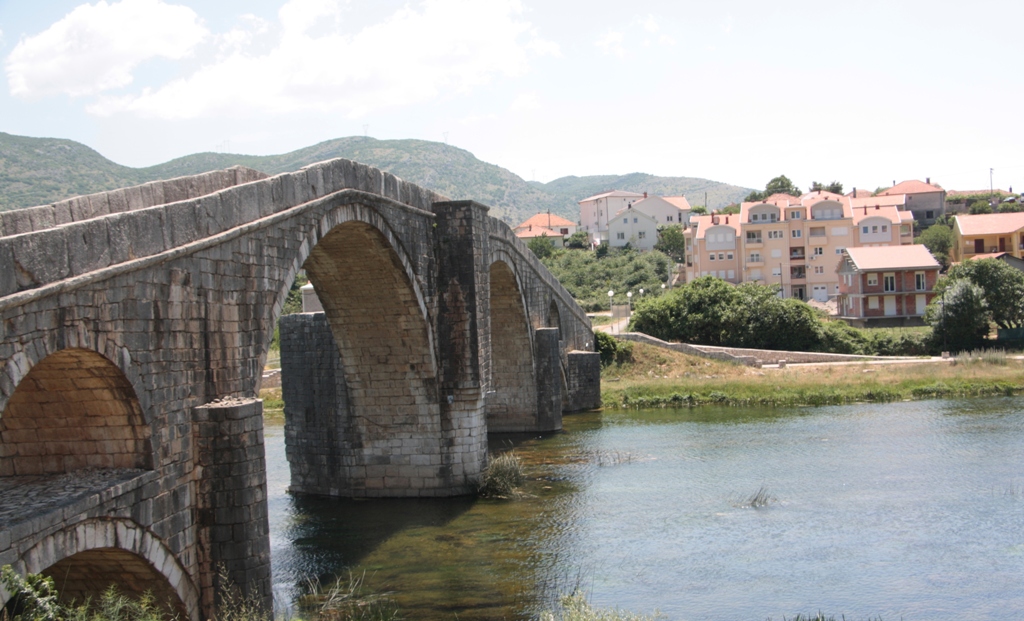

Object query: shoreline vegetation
[599,342,1024,410]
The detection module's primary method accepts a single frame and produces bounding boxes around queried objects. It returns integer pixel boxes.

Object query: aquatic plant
[295,572,399,621]
[743,485,776,509]
[478,450,525,498]
[542,592,662,621]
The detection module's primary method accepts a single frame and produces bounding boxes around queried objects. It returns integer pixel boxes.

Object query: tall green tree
[629,276,736,345]
[745,175,802,201]
[527,235,555,259]
[938,258,1024,329]
[918,224,955,268]
[653,225,687,262]
[925,280,989,352]
[810,180,844,194]
[723,283,823,351]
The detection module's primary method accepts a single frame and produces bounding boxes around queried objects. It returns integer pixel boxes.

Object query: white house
[630,195,692,228]
[609,207,659,251]
[578,190,644,245]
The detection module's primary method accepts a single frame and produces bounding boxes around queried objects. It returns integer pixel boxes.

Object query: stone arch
[282,209,444,492]
[486,260,537,432]
[548,299,563,339]
[0,348,152,477]
[5,518,199,621]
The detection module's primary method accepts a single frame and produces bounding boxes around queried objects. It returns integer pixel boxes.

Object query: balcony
[790,247,806,260]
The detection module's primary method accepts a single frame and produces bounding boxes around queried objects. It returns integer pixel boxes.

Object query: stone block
[11,228,70,289]
[166,200,202,247]
[107,189,129,214]
[68,218,112,276]
[127,207,169,258]
[2,208,36,236]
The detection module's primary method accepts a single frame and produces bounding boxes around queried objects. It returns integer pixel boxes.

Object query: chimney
[643,191,648,198]
[875,205,879,210]
[725,216,729,224]
[926,177,930,185]
[853,186,857,196]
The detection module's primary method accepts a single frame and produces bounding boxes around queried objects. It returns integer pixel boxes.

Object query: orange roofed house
[876,179,946,226]
[950,212,1024,263]
[513,213,578,246]
[836,245,941,327]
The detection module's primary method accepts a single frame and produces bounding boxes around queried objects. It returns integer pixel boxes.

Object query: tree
[968,199,993,215]
[720,203,741,215]
[690,206,708,215]
[566,231,590,249]
[939,258,1024,329]
[723,283,823,351]
[918,224,955,268]
[810,180,844,194]
[745,175,801,202]
[653,225,687,262]
[629,276,737,345]
[527,235,555,259]
[925,280,989,352]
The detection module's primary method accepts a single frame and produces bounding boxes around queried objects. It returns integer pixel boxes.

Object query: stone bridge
[0,160,600,619]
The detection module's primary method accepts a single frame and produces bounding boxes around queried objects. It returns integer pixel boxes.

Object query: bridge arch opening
[548,300,563,339]
[5,519,198,621]
[296,219,444,492]
[0,348,152,477]
[486,260,537,432]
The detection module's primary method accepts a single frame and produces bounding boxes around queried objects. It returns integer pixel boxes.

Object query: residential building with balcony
[836,245,941,327]
[685,213,741,284]
[685,190,913,301]
[629,195,693,227]
[950,212,1024,263]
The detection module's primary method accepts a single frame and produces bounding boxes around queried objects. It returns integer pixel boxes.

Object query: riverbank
[601,342,1024,409]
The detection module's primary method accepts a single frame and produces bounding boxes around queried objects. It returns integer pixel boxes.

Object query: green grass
[477,451,526,498]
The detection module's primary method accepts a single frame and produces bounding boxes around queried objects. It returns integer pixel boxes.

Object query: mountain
[0,132,752,224]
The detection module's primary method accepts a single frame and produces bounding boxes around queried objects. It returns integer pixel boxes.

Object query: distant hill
[0,132,751,224]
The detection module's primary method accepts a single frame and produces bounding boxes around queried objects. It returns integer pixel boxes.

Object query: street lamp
[627,291,633,309]
[608,290,615,333]
[639,288,644,297]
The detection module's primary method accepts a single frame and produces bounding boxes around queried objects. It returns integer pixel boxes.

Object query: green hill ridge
[0,132,751,224]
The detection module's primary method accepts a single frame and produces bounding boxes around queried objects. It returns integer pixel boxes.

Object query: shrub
[595,332,633,367]
[478,451,525,498]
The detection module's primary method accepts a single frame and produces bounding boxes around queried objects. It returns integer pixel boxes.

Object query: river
[265,397,1024,620]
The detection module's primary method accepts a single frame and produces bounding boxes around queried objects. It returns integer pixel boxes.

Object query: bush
[926,280,990,353]
[595,332,633,366]
[478,451,525,498]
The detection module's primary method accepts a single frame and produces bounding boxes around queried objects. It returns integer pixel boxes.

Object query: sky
[2,0,1023,193]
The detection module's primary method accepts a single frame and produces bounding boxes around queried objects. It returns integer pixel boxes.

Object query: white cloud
[5,0,207,98]
[639,15,659,33]
[509,92,540,112]
[596,30,625,58]
[85,0,559,120]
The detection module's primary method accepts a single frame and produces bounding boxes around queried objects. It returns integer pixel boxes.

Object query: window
[768,230,784,239]
[881,225,888,233]
[623,218,628,224]
[868,296,879,310]
[867,274,878,286]
[832,227,849,236]
[814,266,824,274]
[726,252,734,260]
[835,247,846,254]
[813,247,823,256]
[616,232,625,240]
[560,228,569,235]
[926,210,934,219]
[718,253,724,260]
[634,217,638,223]
[862,226,869,234]
[709,253,716,261]
[790,211,802,219]
[916,272,926,290]
[638,231,646,239]
[772,267,782,276]
[810,227,826,237]
[727,270,735,279]
[872,226,878,233]
[667,216,673,222]
[749,253,762,263]
[883,274,896,292]
[792,230,802,238]
[747,231,762,242]
[771,249,782,258]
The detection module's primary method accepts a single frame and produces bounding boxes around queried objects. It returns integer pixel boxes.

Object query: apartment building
[877,179,945,226]
[608,208,659,251]
[950,212,1024,263]
[578,190,645,244]
[686,191,913,300]
[836,245,941,326]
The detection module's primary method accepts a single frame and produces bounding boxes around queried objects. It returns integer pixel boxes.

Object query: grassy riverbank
[602,342,1024,409]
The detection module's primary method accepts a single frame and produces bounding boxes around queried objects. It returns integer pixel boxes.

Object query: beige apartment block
[686,191,913,300]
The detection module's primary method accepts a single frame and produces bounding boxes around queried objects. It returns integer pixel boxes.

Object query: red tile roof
[844,245,940,271]
[515,226,563,239]
[516,213,575,230]
[878,180,943,196]
[954,212,1024,236]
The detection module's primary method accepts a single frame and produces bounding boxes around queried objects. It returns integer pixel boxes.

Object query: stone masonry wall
[566,351,602,412]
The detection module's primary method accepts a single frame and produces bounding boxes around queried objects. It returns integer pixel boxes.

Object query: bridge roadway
[0,160,600,619]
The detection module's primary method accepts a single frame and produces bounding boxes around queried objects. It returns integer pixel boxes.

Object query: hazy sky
[2,0,1023,193]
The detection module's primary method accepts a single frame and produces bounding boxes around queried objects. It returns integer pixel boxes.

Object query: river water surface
[265,397,1024,620]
